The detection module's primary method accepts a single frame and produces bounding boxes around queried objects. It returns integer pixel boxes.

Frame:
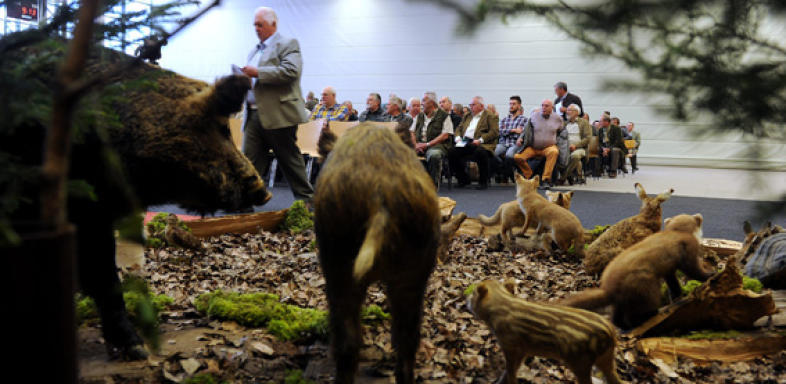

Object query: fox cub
[562,214,715,329]
[468,279,623,384]
[479,190,573,245]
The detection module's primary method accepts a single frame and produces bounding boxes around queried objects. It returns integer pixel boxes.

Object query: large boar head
[108,73,270,214]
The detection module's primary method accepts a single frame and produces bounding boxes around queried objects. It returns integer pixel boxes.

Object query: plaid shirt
[309,103,350,122]
[498,113,527,147]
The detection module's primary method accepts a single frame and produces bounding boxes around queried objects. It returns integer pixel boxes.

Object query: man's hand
[472,139,480,146]
[570,144,576,151]
[415,143,428,153]
[559,106,567,113]
[516,138,523,147]
[241,66,259,77]
[602,148,610,155]
[512,127,523,134]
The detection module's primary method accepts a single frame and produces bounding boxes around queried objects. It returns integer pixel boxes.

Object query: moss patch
[463,284,477,297]
[743,275,764,293]
[284,369,314,384]
[280,200,313,234]
[194,290,390,342]
[75,291,173,325]
[183,373,229,384]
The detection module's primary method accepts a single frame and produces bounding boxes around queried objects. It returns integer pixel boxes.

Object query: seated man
[343,100,359,121]
[309,86,350,122]
[439,96,463,130]
[495,95,527,182]
[448,96,499,190]
[359,92,387,122]
[412,93,453,187]
[513,99,563,189]
[626,121,641,171]
[608,117,629,176]
[597,116,627,177]
[385,95,412,128]
[559,103,592,184]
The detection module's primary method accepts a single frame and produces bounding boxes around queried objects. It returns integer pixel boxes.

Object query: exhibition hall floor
[150,165,786,241]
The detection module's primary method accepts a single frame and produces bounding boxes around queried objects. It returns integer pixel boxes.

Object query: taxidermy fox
[438,212,468,262]
[467,279,623,384]
[514,174,585,255]
[479,190,573,245]
[584,183,673,275]
[562,214,715,329]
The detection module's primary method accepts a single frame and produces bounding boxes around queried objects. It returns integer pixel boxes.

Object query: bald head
[540,99,554,118]
[321,86,337,108]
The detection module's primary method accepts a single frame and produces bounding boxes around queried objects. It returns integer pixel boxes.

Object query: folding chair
[267,119,324,188]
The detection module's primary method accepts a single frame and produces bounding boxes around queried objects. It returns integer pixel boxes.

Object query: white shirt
[565,120,581,145]
[459,110,484,142]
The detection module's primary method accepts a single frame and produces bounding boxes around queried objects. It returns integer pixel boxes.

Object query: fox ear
[555,193,564,205]
[635,183,647,200]
[664,217,672,227]
[743,221,752,235]
[565,191,574,199]
[693,213,703,228]
[514,173,524,183]
[503,279,516,295]
[533,175,540,184]
[657,188,675,202]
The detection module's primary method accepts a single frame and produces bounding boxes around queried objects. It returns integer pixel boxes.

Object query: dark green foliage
[280,200,313,234]
[182,373,229,384]
[284,370,314,384]
[74,283,173,326]
[463,283,477,297]
[361,304,391,323]
[684,329,743,340]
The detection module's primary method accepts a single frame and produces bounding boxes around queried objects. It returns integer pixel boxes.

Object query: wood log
[701,238,742,257]
[637,334,786,363]
[629,258,777,338]
[186,209,287,238]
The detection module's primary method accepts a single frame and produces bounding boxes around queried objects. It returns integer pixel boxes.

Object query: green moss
[684,330,742,340]
[280,200,313,233]
[308,239,317,252]
[74,290,172,325]
[463,284,477,297]
[590,225,610,236]
[183,373,229,384]
[194,291,388,342]
[360,305,391,323]
[743,275,763,293]
[284,370,314,384]
[681,279,703,295]
[75,294,98,324]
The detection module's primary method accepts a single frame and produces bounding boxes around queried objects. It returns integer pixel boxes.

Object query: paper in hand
[231,64,245,76]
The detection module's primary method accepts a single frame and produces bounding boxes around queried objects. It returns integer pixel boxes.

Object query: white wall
[158,0,786,170]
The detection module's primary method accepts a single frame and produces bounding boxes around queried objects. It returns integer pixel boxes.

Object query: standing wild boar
[1,42,270,359]
[314,123,441,384]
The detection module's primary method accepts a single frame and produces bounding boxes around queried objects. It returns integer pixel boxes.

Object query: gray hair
[254,7,278,24]
[369,92,381,103]
[389,96,403,110]
[409,97,421,107]
[323,86,336,96]
[423,91,437,103]
[473,96,485,106]
[567,103,581,112]
[554,81,568,91]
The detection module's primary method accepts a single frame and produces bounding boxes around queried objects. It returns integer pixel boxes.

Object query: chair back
[624,139,637,150]
[229,117,244,150]
[296,119,325,157]
[328,121,360,138]
[588,136,600,158]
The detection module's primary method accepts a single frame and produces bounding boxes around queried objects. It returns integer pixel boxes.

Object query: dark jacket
[554,92,583,120]
[607,124,628,155]
[455,110,499,154]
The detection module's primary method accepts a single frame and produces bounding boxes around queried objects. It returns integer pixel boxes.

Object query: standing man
[626,122,641,171]
[448,96,499,190]
[242,6,313,203]
[513,99,563,189]
[495,95,527,182]
[553,81,583,120]
[359,93,386,122]
[413,93,453,187]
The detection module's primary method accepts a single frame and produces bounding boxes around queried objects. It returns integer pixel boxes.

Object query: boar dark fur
[3,43,269,359]
[314,123,441,384]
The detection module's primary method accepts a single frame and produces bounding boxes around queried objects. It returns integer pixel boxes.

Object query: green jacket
[455,110,499,153]
[414,109,450,152]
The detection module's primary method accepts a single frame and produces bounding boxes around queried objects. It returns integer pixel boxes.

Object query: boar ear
[210,75,252,116]
[693,213,703,228]
[503,279,516,295]
[475,284,488,300]
[743,221,753,235]
[634,183,647,200]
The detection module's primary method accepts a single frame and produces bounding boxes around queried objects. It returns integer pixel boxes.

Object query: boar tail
[560,288,610,310]
[353,209,390,281]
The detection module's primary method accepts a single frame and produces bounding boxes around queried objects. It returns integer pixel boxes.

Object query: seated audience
[495,95,527,182]
[448,96,499,190]
[462,106,470,116]
[344,100,359,121]
[304,91,318,111]
[626,121,641,171]
[452,103,464,120]
[309,86,350,122]
[513,99,563,189]
[598,116,627,177]
[359,92,386,122]
[412,93,453,187]
[440,96,463,130]
[609,116,629,175]
[486,104,499,117]
[559,103,591,184]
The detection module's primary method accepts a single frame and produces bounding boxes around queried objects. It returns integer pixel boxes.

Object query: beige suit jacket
[250,32,308,129]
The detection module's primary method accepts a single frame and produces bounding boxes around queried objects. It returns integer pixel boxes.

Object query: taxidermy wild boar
[1,41,270,359]
[314,123,441,384]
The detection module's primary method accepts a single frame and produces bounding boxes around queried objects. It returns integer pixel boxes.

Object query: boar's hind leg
[388,277,429,384]
[324,271,364,384]
[76,218,146,360]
